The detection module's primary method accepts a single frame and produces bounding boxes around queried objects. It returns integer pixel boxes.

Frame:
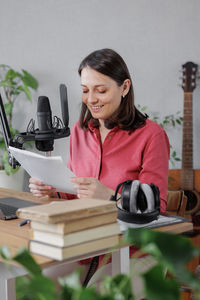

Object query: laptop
[0,197,39,220]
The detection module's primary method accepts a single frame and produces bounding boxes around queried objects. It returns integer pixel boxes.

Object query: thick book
[29,235,119,261]
[31,211,117,234]
[30,222,120,247]
[17,198,117,224]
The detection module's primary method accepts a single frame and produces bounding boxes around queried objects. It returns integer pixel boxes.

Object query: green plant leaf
[4,68,18,81]
[2,150,20,175]
[172,151,176,157]
[143,265,180,300]
[0,138,6,149]
[101,274,134,300]
[175,267,200,294]
[0,64,10,69]
[0,65,38,171]
[22,69,38,90]
[59,269,82,290]
[9,126,19,136]
[11,90,20,96]
[72,287,104,300]
[58,270,82,300]
[4,102,13,116]
[15,276,31,300]
[0,245,11,260]
[16,274,56,300]
[17,85,32,101]
[0,80,15,89]
[124,228,199,271]
[13,247,42,276]
[176,119,181,125]
[59,270,106,300]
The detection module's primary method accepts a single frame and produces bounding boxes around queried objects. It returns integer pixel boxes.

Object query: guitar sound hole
[184,190,198,212]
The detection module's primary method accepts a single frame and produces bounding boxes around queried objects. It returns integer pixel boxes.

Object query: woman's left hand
[70,177,114,200]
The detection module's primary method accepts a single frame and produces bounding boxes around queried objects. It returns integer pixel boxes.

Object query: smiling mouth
[90,105,104,112]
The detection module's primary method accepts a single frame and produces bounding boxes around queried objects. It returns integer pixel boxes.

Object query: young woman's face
[81,67,124,122]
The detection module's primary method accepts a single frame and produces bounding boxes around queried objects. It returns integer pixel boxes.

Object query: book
[31,211,117,234]
[30,222,120,247]
[29,235,119,261]
[17,198,117,224]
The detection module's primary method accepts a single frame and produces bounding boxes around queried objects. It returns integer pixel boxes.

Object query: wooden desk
[0,187,193,300]
[0,187,61,267]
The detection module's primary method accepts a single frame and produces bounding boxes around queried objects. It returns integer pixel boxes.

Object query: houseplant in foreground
[0,64,38,189]
[1,228,200,300]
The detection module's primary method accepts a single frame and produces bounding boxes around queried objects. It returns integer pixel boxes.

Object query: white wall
[1,0,200,170]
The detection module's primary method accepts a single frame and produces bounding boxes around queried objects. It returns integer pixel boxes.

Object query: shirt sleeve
[138,130,170,212]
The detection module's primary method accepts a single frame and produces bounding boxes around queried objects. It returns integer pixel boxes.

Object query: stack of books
[17,198,120,261]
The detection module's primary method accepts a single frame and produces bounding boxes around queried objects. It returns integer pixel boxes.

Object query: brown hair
[78,48,147,130]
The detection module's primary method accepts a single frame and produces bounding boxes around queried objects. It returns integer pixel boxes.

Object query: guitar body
[169,62,200,216]
[169,170,200,191]
[168,169,200,214]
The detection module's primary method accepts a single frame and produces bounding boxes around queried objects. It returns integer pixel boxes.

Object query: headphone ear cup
[129,180,140,213]
[117,180,160,224]
[150,183,160,211]
[139,183,155,212]
[121,181,132,212]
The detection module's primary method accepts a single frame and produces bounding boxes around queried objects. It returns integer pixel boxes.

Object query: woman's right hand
[29,177,57,198]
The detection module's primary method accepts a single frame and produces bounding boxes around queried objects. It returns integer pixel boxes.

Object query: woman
[29,49,170,297]
[30,48,170,213]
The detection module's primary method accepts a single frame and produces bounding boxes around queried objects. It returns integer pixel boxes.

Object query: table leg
[0,262,26,300]
[112,246,130,276]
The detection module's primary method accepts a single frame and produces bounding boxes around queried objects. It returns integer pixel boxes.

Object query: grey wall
[1,0,200,171]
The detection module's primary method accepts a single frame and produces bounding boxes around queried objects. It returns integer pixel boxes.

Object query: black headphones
[111,180,160,224]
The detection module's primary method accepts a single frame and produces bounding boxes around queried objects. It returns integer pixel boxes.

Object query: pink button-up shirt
[65,118,170,212]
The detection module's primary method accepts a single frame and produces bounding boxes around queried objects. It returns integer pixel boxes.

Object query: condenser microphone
[37,96,53,132]
[6,84,70,158]
[35,96,54,152]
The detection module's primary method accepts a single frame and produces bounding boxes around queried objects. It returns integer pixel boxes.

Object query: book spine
[31,223,120,247]
[29,235,120,261]
[31,212,117,234]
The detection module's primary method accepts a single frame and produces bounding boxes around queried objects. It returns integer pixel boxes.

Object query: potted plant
[137,104,183,167]
[1,228,200,300]
[0,64,38,190]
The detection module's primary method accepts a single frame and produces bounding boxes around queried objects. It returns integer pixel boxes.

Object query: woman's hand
[70,177,114,200]
[29,177,57,198]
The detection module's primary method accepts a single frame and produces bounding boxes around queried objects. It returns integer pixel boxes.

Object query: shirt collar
[88,120,119,133]
[88,120,97,132]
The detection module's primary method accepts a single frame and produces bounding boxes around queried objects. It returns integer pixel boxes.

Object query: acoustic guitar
[168,62,200,215]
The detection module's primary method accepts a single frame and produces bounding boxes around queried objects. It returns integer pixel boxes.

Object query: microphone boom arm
[0,93,11,149]
[0,93,21,168]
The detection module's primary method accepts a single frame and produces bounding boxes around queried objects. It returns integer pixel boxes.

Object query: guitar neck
[181,92,193,189]
[180,61,198,191]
